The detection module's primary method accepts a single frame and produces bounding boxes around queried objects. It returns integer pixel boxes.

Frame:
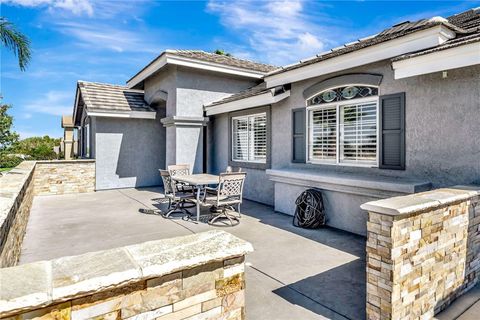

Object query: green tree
[0,100,19,152]
[0,17,31,71]
[10,135,61,160]
[214,49,232,57]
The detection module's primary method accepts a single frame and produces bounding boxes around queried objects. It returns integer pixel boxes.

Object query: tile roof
[207,8,480,109]
[447,7,480,30]
[393,33,480,61]
[78,81,154,113]
[206,83,269,107]
[127,50,278,85]
[168,50,277,73]
[267,8,479,77]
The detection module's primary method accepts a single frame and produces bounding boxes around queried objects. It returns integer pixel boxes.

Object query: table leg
[196,185,201,221]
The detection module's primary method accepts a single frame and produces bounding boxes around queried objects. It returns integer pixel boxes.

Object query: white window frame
[306,95,379,168]
[231,112,267,164]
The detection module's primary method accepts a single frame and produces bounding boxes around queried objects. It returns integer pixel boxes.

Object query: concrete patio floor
[20,187,367,319]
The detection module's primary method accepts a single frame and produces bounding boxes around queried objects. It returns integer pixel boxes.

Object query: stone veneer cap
[361,186,480,216]
[0,230,253,317]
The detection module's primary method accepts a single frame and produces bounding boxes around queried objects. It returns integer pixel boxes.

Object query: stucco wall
[176,67,258,117]
[272,61,480,187]
[144,66,259,173]
[209,113,274,205]
[94,112,165,190]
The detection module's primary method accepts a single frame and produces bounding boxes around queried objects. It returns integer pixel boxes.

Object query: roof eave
[126,53,267,89]
[205,89,290,116]
[264,24,457,87]
[392,40,480,79]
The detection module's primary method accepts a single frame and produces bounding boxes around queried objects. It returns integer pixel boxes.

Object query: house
[70,8,480,235]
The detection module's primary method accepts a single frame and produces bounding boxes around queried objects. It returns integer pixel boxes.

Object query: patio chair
[203,172,247,226]
[168,164,194,193]
[159,169,195,218]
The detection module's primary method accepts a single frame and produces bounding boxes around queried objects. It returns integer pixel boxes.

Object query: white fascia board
[127,53,265,88]
[127,54,168,88]
[87,110,157,119]
[265,25,456,87]
[205,90,290,116]
[166,56,266,79]
[392,41,480,79]
[72,88,81,126]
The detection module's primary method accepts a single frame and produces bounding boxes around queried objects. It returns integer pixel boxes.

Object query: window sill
[229,160,269,170]
[266,168,431,197]
[308,160,378,168]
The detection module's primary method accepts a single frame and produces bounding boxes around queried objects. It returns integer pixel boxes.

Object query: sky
[1,0,478,139]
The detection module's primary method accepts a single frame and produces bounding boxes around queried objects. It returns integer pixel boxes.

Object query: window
[307,86,378,166]
[232,113,267,163]
[84,123,90,158]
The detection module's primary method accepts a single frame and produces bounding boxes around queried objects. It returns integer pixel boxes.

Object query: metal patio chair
[159,169,195,218]
[203,172,247,226]
[168,164,195,194]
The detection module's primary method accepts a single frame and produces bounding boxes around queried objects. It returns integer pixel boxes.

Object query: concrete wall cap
[360,187,479,216]
[0,230,253,317]
[266,168,431,194]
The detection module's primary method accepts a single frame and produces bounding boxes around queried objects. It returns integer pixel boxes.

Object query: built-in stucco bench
[266,168,431,236]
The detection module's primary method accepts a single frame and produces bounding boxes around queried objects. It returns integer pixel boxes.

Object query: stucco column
[61,116,75,160]
[161,116,209,173]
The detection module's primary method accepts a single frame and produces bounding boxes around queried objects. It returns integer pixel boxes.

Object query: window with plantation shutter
[340,103,377,164]
[306,85,379,166]
[309,107,337,162]
[232,113,267,163]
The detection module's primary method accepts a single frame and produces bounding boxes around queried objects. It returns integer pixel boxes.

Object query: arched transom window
[306,85,379,166]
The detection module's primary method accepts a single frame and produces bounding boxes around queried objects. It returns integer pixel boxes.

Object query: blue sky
[1,0,478,139]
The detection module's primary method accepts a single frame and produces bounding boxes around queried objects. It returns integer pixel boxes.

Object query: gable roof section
[73,81,155,125]
[127,50,278,88]
[264,8,479,86]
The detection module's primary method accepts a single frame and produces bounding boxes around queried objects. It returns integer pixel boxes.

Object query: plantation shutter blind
[340,103,377,163]
[232,113,267,162]
[309,107,337,161]
[252,114,267,161]
[292,108,306,163]
[379,92,405,170]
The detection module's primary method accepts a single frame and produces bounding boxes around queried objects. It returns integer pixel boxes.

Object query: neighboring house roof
[127,49,278,88]
[73,81,155,126]
[266,8,479,77]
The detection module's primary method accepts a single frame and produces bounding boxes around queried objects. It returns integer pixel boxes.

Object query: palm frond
[0,17,31,71]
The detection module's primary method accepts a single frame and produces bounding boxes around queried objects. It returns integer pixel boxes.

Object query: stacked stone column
[362,187,480,320]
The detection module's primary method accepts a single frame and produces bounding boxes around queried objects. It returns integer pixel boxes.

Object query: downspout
[203,110,208,173]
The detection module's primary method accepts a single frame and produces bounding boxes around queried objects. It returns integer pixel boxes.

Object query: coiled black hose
[293,188,326,229]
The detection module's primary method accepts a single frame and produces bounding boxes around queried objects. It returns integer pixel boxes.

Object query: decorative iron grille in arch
[307,85,378,106]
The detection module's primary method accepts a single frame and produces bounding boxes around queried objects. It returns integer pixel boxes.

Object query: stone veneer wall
[0,162,36,268]
[33,160,95,195]
[0,160,96,268]
[362,186,480,320]
[0,231,253,320]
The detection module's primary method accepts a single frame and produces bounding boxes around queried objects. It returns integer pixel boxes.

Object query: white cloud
[55,21,161,53]
[23,90,73,116]
[207,0,337,65]
[3,0,94,16]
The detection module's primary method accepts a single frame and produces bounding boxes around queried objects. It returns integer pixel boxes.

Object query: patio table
[171,173,220,221]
